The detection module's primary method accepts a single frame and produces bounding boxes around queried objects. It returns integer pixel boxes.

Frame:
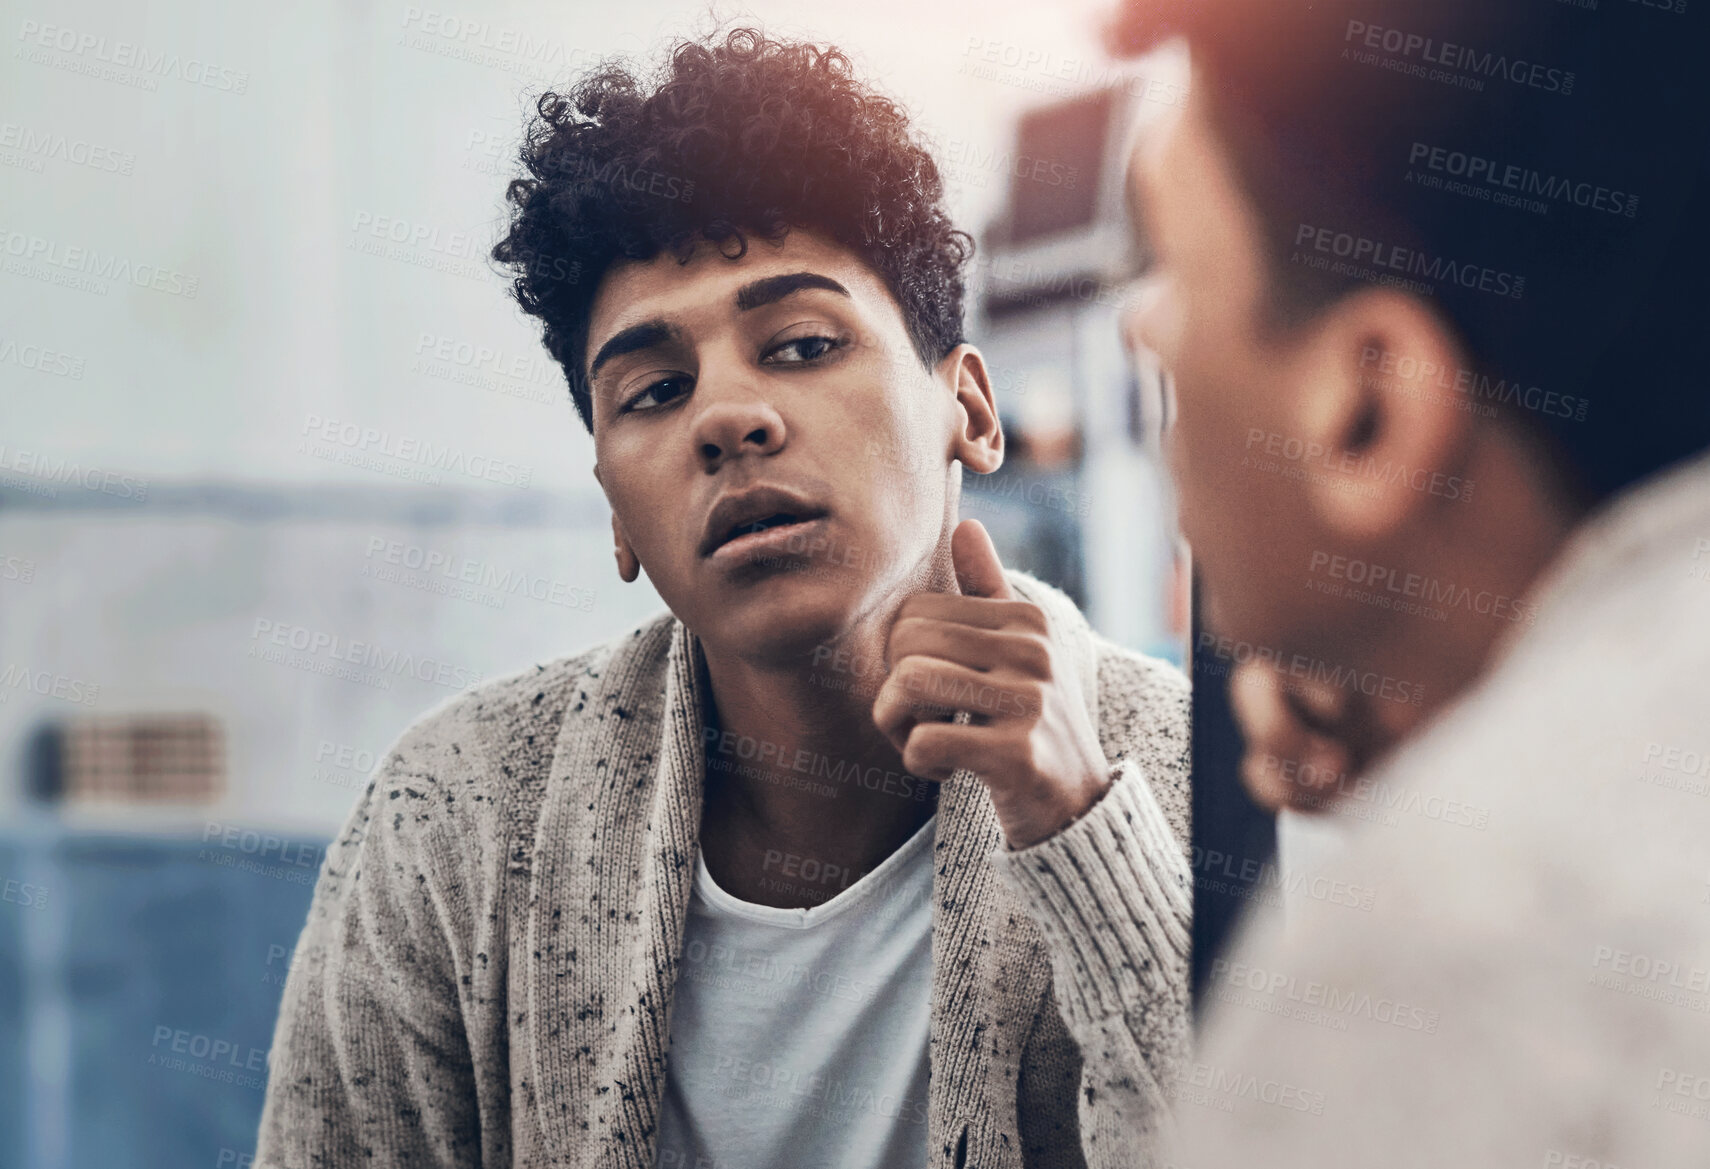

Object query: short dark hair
[1110,0,1710,503]
[491,27,974,433]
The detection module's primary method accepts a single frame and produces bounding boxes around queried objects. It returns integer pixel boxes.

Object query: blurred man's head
[1113,0,1710,766]
[491,29,1002,666]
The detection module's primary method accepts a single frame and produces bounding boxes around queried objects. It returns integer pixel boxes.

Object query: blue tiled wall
[0,826,323,1169]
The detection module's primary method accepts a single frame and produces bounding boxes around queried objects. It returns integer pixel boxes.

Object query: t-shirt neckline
[692,811,938,930]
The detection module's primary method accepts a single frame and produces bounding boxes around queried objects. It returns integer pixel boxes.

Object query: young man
[1006,0,1710,1165]
[256,28,1192,1169]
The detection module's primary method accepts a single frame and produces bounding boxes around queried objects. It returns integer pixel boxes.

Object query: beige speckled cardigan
[255,569,1192,1169]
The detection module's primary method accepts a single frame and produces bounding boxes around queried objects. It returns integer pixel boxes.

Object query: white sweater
[1174,448,1710,1166]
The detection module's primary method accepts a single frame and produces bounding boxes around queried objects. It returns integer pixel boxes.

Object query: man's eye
[764,335,845,364]
[624,376,692,413]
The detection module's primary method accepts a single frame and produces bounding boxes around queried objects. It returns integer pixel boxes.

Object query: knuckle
[1012,632,1053,677]
[1014,680,1044,718]
[1013,602,1049,633]
[902,733,937,776]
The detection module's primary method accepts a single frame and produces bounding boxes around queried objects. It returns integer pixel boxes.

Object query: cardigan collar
[526,569,1099,1168]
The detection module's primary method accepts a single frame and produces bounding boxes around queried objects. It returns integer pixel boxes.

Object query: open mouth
[700,485,830,560]
[714,512,820,553]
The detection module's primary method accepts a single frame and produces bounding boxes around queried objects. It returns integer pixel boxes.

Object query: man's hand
[872,518,1112,849]
[1229,660,1359,814]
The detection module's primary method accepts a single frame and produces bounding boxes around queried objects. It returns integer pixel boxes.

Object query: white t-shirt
[654,813,938,1169]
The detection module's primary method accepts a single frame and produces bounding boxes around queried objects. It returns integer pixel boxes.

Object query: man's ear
[941,344,1004,475]
[609,512,641,583]
[593,462,642,584]
[1285,290,1473,542]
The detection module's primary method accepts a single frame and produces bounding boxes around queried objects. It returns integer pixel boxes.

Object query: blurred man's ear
[1284,290,1472,542]
[942,344,1004,475]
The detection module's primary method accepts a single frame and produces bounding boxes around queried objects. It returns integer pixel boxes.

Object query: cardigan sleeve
[990,758,1193,1168]
[254,729,483,1169]
[989,643,1194,1169]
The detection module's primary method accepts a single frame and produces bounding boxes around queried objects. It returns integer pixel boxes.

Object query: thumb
[951,518,1014,599]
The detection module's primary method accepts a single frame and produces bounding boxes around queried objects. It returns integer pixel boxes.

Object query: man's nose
[691,383,786,471]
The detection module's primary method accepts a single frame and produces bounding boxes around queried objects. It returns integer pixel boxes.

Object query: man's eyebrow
[587,272,849,382]
[734,271,851,312]
[588,320,682,383]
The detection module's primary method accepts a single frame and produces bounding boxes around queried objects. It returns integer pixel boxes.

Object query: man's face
[586,229,971,665]
[1123,74,1328,651]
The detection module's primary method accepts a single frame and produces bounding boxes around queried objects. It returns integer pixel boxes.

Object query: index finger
[894,592,1047,633]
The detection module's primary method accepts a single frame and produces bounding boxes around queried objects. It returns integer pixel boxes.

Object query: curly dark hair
[490,27,974,433]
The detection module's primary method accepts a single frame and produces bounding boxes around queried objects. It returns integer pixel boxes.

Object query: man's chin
[684,574,867,666]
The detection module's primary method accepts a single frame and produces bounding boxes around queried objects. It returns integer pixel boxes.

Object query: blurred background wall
[0,1,1200,1164]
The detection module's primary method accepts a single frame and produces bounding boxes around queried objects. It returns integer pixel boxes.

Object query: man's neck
[694,598,946,910]
[1320,426,1587,772]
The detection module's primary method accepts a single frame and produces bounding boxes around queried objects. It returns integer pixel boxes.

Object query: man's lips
[698,485,830,558]
[707,515,832,566]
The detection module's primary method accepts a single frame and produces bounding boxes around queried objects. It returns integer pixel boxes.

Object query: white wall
[2,0,1157,835]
